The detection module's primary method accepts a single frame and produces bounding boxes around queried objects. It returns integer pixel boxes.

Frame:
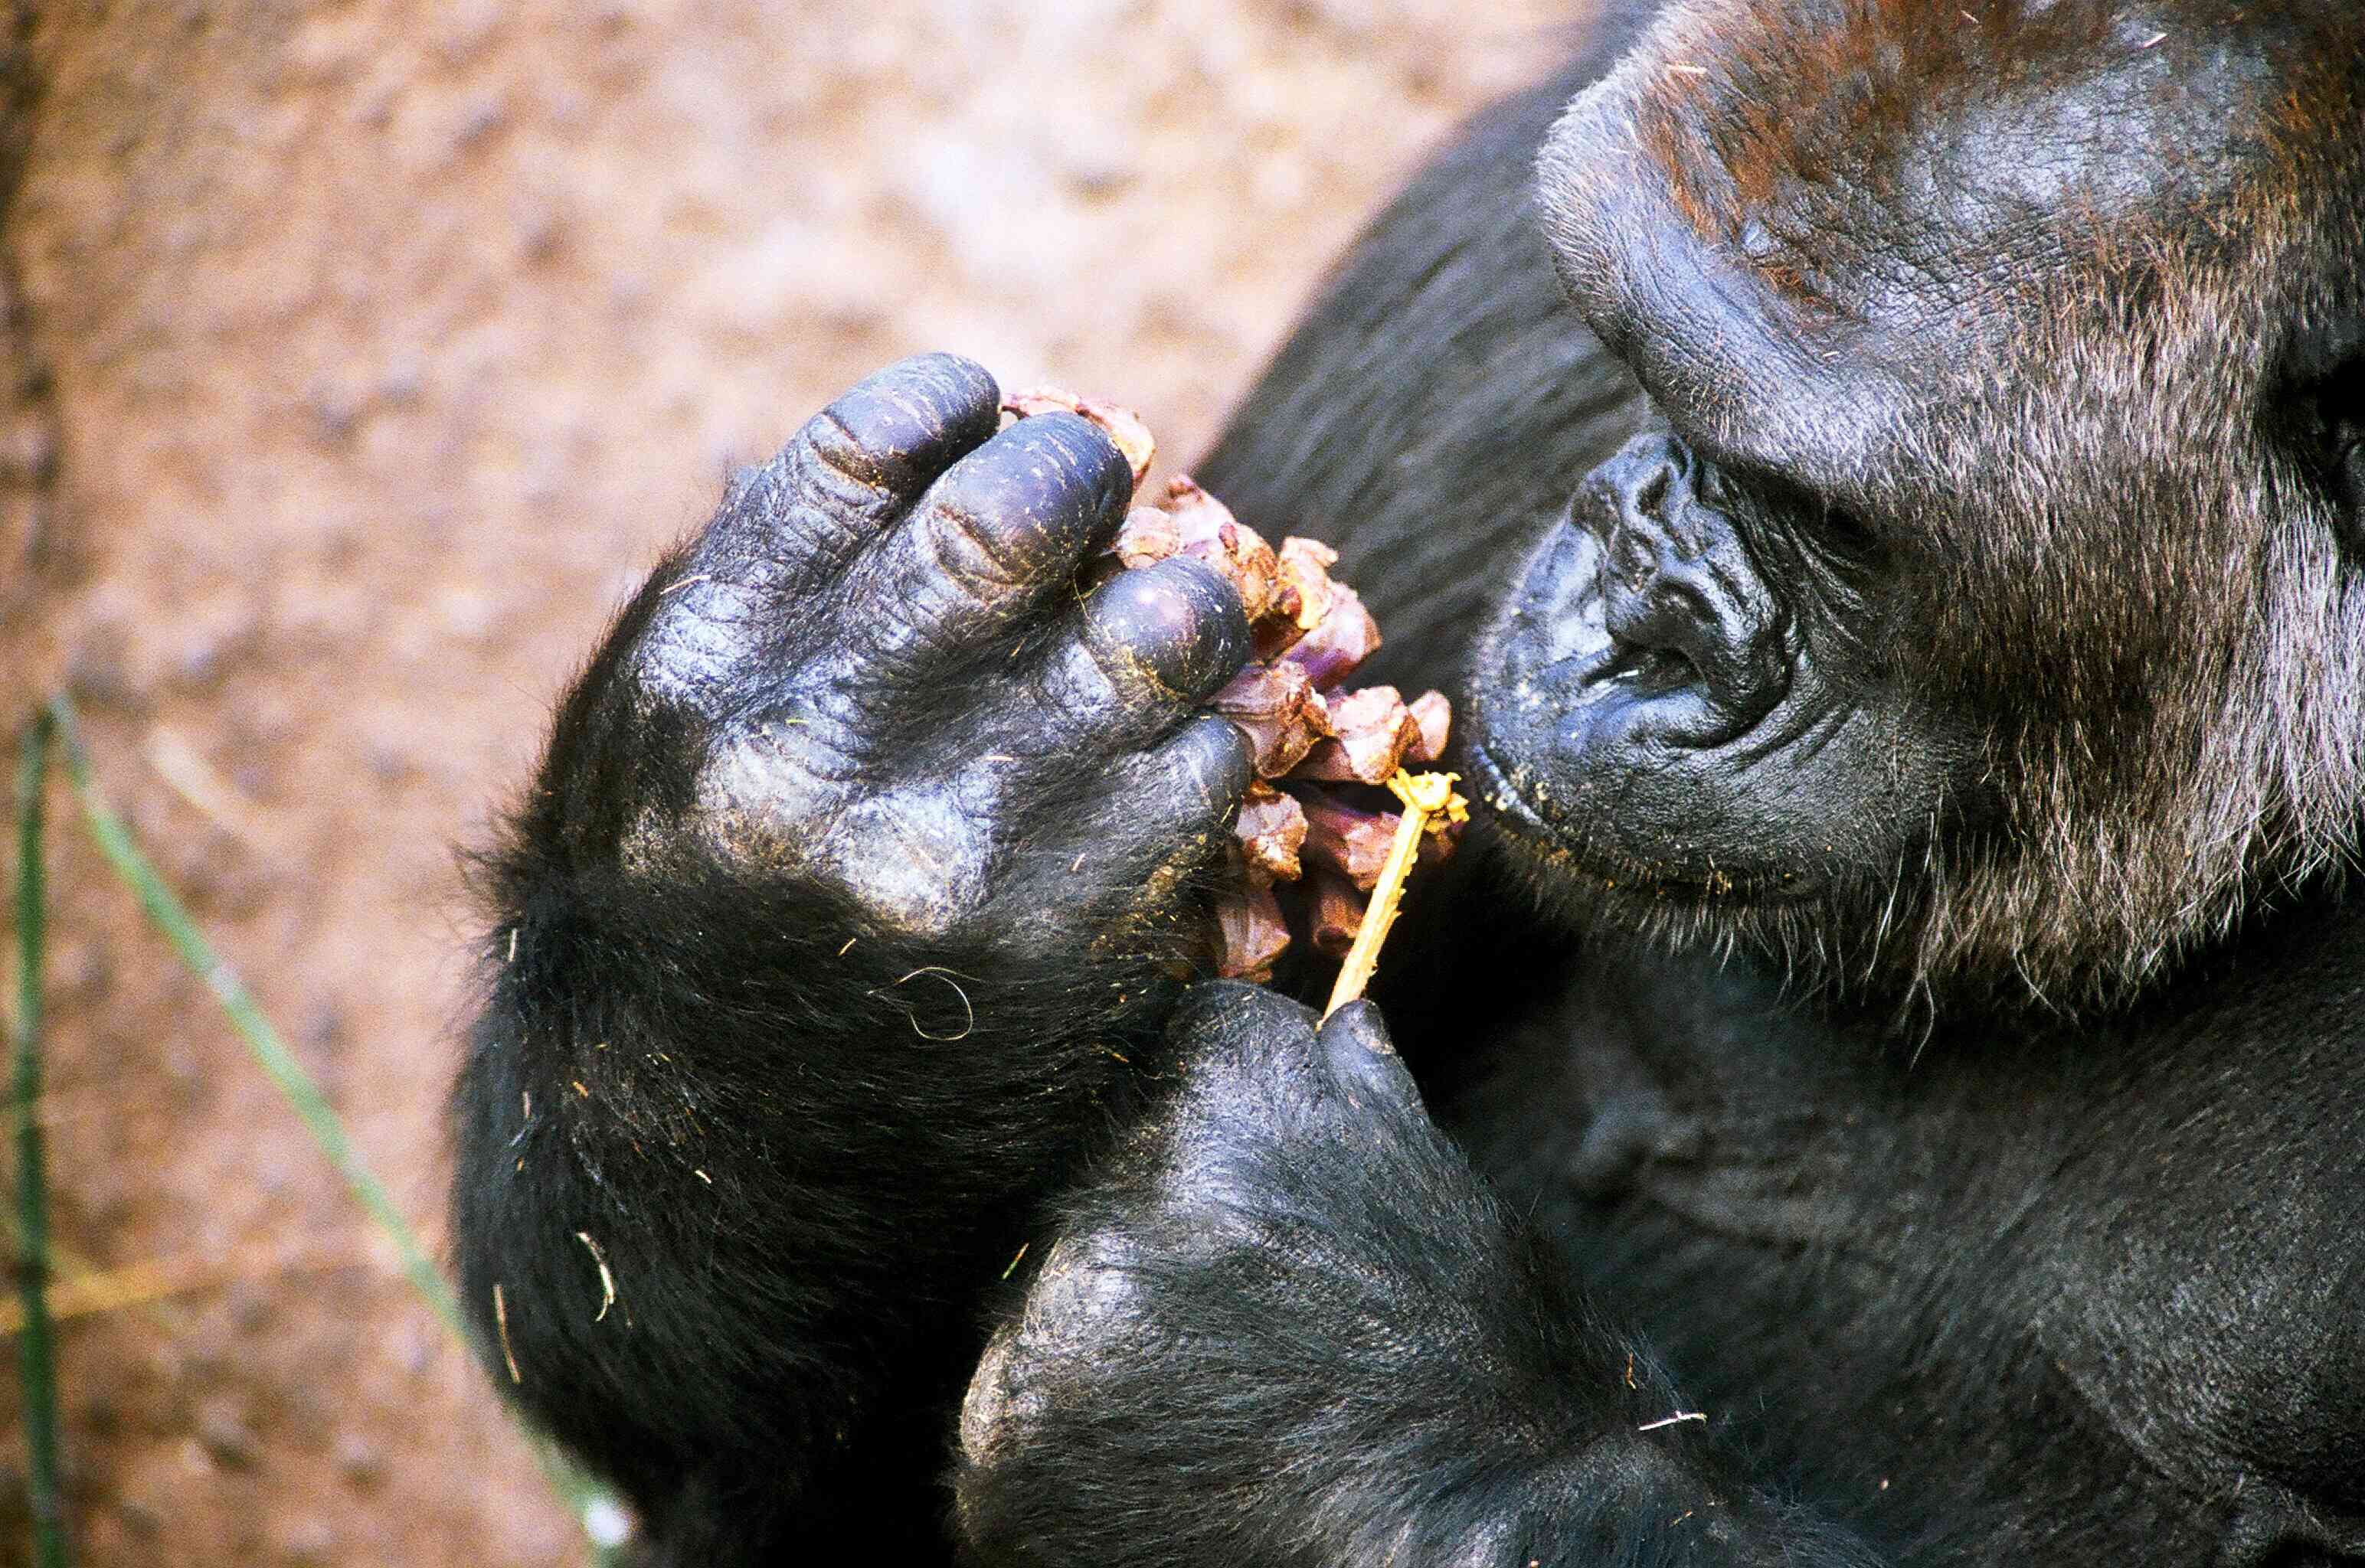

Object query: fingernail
[1323,998,1397,1057]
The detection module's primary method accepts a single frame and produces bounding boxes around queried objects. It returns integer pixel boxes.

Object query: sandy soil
[0,2,1582,1561]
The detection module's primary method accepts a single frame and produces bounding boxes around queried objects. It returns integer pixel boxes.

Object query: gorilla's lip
[1461,733,1549,838]
[1463,723,1812,906]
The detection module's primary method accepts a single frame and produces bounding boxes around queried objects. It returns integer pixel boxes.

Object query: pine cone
[1004,388,1461,983]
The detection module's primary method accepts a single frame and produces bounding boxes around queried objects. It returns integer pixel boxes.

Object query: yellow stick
[1323,769,1467,1018]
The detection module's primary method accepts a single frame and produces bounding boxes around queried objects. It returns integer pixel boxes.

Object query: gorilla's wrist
[1502,1438,1883,1568]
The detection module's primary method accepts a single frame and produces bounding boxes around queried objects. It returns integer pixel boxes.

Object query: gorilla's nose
[1576,432,1793,733]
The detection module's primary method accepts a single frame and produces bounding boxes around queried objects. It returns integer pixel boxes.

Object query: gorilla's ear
[2278,318,2365,558]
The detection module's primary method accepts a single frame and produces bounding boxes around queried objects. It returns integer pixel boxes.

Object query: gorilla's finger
[695,354,1003,596]
[1061,717,1255,887]
[1022,560,1251,754]
[1315,1000,1424,1111]
[1166,978,1317,1056]
[1125,714,1259,847]
[838,412,1136,678]
[985,717,1254,947]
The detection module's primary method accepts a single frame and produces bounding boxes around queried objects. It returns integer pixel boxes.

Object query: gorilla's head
[1470,0,2365,1010]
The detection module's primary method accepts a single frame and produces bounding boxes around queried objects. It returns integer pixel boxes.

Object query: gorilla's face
[1469,427,1971,909]
[1470,0,2365,1004]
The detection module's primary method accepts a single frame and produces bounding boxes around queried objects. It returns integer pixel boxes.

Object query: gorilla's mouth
[1460,731,1549,840]
[1443,420,2019,916]
[1461,716,1670,886]
[1462,671,1818,908]
[1464,730,1705,900]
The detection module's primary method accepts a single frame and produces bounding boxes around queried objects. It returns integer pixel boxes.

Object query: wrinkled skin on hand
[599,351,1258,956]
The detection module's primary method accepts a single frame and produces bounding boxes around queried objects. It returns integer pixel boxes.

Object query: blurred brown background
[0,2,1578,1561]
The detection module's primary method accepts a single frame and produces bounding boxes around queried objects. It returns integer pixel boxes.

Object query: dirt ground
[0,2,1581,1562]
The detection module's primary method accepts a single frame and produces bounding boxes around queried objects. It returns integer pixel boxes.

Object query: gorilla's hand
[453,356,1262,1546]
[955,984,1882,1568]
[563,351,1254,959]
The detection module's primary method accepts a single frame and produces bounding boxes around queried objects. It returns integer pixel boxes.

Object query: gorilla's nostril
[1611,526,1656,586]
[1634,466,1671,516]
[1596,430,1688,524]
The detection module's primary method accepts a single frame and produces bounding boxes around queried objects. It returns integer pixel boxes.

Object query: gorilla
[450,2,2365,1563]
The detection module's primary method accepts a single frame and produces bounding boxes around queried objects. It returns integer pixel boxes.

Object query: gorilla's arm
[450,356,1256,1556]
[956,988,1882,1568]
[447,15,1667,1552]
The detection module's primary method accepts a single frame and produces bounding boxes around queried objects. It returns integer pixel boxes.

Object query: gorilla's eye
[2272,351,2363,545]
[2327,430,2363,516]
[1811,500,1878,555]
[1695,452,1792,520]
[1761,475,1878,561]
[1718,465,1860,547]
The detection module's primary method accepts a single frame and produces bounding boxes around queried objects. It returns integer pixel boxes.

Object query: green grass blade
[47,696,463,1334]
[14,709,70,1568]
[46,694,623,1563]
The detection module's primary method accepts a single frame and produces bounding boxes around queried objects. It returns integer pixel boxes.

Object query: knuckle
[849,573,998,665]
[894,351,1000,422]
[1034,638,1135,733]
[1073,626,1181,713]
[1081,564,1248,701]
[1022,1233,1149,1345]
[822,792,992,939]
[959,412,1132,528]
[815,354,1002,479]
[1130,561,1253,692]
[1171,979,1312,1049]
[679,706,863,845]
[1147,1118,1287,1248]
[715,466,881,582]
[1026,616,1225,745]
[1091,565,1199,642]
[793,407,906,502]
[923,497,1048,593]
[1030,409,1134,496]
[960,1232,1143,1463]
[959,1325,1032,1464]
[683,719,999,942]
[628,572,812,717]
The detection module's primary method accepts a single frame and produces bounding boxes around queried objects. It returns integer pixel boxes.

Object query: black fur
[452,354,1257,1557]
[452,3,2365,1563]
[955,988,1882,1568]
[1513,0,2365,1011]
